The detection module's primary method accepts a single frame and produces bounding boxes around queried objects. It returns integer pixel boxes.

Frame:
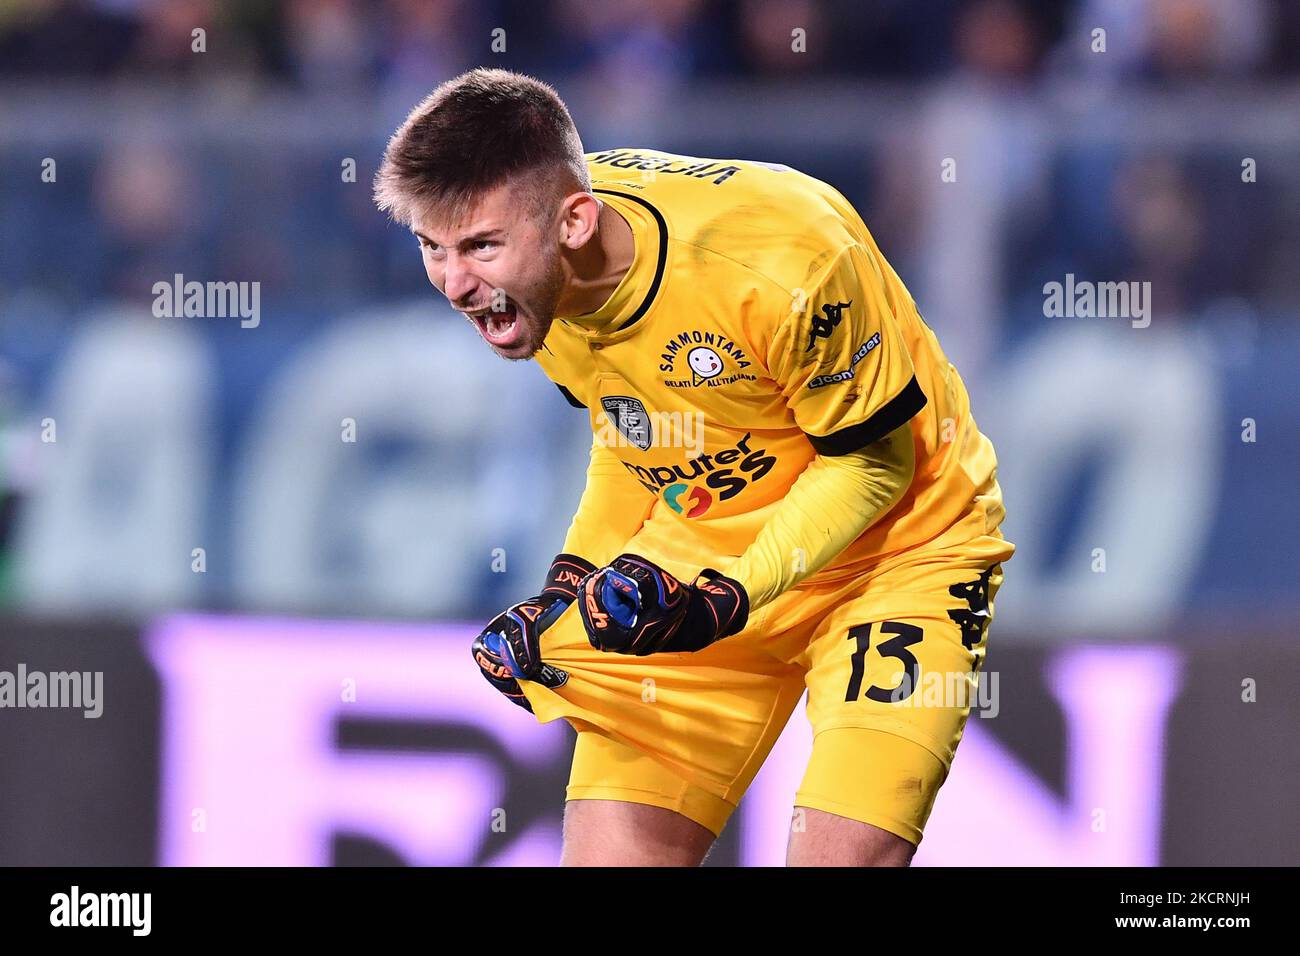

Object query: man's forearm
[561,437,656,565]
[722,423,915,611]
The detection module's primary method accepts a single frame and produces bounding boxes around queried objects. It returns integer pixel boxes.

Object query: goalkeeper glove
[577,553,748,656]
[471,553,596,713]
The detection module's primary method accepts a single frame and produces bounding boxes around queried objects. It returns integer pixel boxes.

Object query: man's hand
[578,554,748,656]
[471,553,596,713]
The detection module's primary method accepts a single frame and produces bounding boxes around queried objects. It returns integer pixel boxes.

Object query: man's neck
[555,200,635,324]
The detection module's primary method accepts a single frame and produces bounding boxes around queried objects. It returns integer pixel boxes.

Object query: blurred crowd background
[4,0,1300,83]
[1,0,1298,869]
[1,0,1297,630]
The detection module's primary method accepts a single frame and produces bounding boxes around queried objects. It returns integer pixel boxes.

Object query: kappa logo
[805,300,852,351]
[600,396,653,450]
[948,566,996,652]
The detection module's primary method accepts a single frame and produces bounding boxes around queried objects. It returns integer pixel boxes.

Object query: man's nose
[443,256,479,306]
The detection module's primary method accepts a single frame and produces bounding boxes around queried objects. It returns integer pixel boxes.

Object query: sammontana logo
[659,330,757,389]
[808,331,880,389]
[620,433,776,513]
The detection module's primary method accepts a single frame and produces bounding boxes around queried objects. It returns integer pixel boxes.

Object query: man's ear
[559,192,601,250]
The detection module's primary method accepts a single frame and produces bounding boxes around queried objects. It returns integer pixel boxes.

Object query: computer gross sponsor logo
[663,482,713,517]
[620,432,776,518]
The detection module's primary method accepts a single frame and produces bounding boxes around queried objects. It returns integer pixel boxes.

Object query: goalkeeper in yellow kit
[375,68,1013,866]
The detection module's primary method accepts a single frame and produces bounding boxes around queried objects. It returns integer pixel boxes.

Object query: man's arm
[721,239,924,611]
[570,427,915,656]
[561,434,656,566]
[720,422,914,612]
[472,432,654,710]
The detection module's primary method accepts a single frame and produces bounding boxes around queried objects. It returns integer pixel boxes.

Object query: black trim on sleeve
[555,383,586,409]
[805,376,927,455]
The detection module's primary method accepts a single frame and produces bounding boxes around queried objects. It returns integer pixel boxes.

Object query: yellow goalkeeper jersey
[535,148,1008,582]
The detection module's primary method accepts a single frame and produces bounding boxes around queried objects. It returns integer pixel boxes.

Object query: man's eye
[472,240,496,251]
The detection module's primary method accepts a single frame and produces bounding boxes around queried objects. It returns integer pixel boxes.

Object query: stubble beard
[509,247,566,361]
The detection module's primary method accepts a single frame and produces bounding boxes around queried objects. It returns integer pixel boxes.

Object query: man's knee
[787,806,918,867]
[791,726,943,865]
[561,799,717,867]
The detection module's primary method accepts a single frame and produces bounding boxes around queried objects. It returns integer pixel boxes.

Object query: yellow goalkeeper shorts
[520,530,1012,846]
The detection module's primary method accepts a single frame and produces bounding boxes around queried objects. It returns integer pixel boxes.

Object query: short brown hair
[374,68,590,227]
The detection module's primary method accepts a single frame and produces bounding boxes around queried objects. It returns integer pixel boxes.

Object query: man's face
[412,182,565,361]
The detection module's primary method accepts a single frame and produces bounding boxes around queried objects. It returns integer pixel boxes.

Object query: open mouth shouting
[464,300,524,351]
